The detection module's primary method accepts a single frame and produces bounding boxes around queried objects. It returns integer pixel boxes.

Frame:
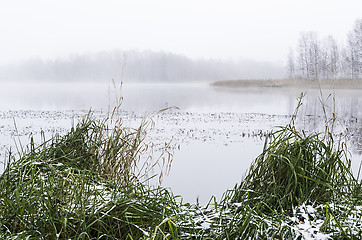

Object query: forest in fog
[288,19,362,80]
[2,18,361,83]
[0,50,285,82]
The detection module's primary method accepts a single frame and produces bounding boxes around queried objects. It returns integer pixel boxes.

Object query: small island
[212,78,362,89]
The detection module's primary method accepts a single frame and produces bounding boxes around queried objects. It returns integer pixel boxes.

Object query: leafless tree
[287,48,295,79]
[321,35,339,79]
[296,32,321,80]
[346,19,362,79]
[292,33,346,80]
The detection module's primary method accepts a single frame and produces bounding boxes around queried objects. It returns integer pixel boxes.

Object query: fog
[1,1,362,83]
[1,0,362,205]
[0,50,285,82]
[2,1,362,66]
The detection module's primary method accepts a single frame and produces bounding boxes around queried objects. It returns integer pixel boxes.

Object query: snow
[0,109,290,170]
[290,204,331,240]
[1,109,362,239]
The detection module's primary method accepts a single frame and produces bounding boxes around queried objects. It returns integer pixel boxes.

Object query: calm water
[1,81,361,203]
[2,81,361,115]
[0,82,296,113]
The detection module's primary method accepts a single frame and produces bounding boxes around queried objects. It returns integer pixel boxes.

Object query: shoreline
[211,78,362,89]
[1,108,361,239]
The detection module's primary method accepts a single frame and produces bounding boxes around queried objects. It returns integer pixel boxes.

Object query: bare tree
[346,19,362,79]
[309,32,321,80]
[340,48,350,78]
[287,48,295,79]
[289,19,362,81]
[327,36,340,79]
[292,32,345,80]
[297,32,309,78]
[296,32,321,80]
[321,35,339,79]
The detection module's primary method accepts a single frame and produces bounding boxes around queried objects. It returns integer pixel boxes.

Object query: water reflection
[1,82,361,203]
[294,89,362,154]
[161,140,263,204]
[1,82,361,158]
[1,82,294,114]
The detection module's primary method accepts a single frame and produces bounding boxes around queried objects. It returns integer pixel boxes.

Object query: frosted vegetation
[0,15,361,240]
[0,95,361,239]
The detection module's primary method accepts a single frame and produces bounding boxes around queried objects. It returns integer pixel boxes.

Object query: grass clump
[204,125,361,239]
[0,112,185,239]
[0,94,361,239]
[232,124,355,210]
[219,95,362,239]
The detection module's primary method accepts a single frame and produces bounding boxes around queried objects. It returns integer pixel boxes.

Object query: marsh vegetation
[212,78,362,89]
[1,95,361,239]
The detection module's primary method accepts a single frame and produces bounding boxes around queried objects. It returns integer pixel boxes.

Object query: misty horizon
[0,49,286,82]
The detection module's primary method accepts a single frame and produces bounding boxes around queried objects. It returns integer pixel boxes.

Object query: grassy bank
[0,104,361,239]
[212,78,362,89]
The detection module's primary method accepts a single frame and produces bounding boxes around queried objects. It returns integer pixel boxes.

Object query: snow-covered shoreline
[0,109,291,201]
[1,109,362,239]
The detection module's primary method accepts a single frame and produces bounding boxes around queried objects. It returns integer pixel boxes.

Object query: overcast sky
[0,0,361,65]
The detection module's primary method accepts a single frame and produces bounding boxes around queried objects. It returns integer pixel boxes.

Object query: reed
[212,78,362,89]
[215,94,362,239]
[0,95,361,239]
[0,111,182,239]
[232,124,355,210]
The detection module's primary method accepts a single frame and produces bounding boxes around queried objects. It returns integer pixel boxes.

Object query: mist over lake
[1,1,362,237]
[1,81,361,203]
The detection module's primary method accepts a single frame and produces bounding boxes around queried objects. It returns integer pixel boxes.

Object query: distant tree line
[288,19,362,80]
[0,50,285,82]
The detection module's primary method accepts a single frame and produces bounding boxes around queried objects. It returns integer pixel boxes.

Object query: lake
[1,81,361,203]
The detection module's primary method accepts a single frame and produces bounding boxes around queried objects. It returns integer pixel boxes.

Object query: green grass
[0,98,361,239]
[220,94,362,239]
[232,124,355,210]
[0,112,185,239]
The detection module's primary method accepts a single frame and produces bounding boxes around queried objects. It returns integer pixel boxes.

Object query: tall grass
[0,94,361,239]
[0,111,183,239]
[232,124,355,210]
[221,94,362,238]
